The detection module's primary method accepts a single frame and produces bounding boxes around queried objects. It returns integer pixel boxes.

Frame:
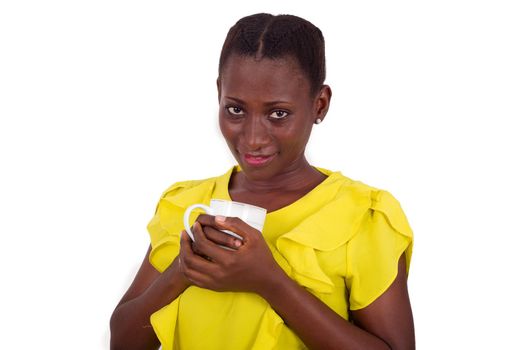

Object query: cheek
[218,115,230,137]
[277,124,313,150]
[218,117,227,138]
[219,117,239,144]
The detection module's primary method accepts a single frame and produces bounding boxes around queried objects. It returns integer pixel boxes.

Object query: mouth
[242,153,277,167]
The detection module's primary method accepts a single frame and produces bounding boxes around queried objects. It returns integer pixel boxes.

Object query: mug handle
[183,204,213,241]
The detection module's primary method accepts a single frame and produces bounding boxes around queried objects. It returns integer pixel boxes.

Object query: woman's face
[218,54,329,181]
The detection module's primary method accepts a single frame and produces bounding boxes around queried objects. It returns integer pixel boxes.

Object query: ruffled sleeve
[346,190,413,310]
[275,187,369,294]
[147,179,215,272]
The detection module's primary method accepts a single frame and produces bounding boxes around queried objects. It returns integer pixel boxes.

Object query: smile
[243,153,276,167]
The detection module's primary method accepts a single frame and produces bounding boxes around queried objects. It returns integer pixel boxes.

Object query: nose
[242,115,270,150]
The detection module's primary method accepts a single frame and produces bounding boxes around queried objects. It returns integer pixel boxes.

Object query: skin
[217,55,330,211]
[110,54,415,350]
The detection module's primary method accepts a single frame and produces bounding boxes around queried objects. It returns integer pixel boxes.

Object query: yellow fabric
[147,166,413,350]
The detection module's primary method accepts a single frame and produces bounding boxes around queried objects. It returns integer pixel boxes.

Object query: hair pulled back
[219,13,326,95]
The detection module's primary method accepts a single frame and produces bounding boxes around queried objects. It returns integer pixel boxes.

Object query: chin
[238,162,279,180]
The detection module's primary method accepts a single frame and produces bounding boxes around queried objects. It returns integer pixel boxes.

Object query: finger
[192,221,231,261]
[182,225,209,258]
[183,267,215,289]
[195,214,216,227]
[180,230,216,269]
[202,225,242,250]
[214,216,259,241]
[180,230,211,261]
[180,229,194,254]
[196,214,243,248]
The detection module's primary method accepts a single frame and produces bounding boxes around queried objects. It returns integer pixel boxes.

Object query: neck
[233,158,325,194]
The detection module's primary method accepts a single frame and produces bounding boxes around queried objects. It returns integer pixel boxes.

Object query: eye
[227,106,244,116]
[269,110,289,120]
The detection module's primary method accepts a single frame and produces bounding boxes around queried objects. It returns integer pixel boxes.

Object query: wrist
[257,264,290,302]
[165,257,191,291]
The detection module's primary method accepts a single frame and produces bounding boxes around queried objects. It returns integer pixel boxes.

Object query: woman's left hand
[178,215,283,295]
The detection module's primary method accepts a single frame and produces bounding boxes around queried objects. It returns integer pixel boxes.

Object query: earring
[315,118,322,124]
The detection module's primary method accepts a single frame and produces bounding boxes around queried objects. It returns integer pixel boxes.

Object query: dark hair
[218,13,326,95]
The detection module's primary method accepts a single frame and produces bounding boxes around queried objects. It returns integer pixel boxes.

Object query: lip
[242,153,276,167]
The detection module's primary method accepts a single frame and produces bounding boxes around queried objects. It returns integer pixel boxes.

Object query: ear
[216,77,222,102]
[313,84,332,123]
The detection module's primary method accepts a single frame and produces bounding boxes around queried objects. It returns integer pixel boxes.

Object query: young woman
[110,13,415,350]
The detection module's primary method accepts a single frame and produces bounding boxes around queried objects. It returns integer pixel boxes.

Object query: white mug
[183,199,267,241]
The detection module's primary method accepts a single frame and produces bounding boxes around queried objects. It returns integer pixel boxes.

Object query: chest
[229,189,312,213]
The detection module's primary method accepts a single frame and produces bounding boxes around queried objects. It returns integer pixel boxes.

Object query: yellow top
[147,167,413,350]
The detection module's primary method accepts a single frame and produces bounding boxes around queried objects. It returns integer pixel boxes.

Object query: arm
[109,246,191,350]
[181,216,414,350]
[262,254,414,350]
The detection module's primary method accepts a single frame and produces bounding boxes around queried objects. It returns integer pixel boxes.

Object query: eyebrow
[224,96,292,107]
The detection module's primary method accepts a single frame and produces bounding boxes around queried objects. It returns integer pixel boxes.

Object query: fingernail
[215,215,226,223]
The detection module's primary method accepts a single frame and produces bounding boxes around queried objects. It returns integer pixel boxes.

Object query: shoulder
[321,170,413,256]
[147,168,234,272]
[158,167,234,201]
[333,177,414,310]
[330,172,407,219]
[323,172,375,207]
[160,178,212,198]
[310,169,411,235]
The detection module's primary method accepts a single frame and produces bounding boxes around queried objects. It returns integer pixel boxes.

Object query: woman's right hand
[178,214,285,296]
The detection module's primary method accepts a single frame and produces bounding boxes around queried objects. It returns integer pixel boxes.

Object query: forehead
[220,55,311,102]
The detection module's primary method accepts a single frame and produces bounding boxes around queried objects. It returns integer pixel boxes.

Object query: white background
[1,1,523,349]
